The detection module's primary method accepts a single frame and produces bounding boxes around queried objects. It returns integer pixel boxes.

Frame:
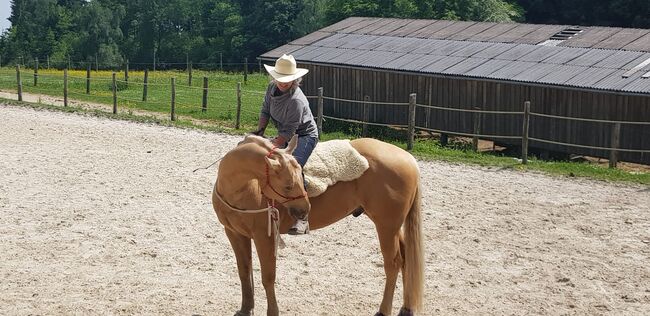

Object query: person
[252,54,319,235]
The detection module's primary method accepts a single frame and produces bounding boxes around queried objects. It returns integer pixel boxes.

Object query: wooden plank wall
[301,64,650,164]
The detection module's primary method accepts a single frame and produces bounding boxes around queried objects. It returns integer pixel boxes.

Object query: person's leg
[289,135,317,235]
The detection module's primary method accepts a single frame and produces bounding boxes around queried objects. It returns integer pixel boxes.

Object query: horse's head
[245,135,310,220]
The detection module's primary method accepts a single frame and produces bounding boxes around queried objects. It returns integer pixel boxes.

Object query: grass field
[1,66,648,185]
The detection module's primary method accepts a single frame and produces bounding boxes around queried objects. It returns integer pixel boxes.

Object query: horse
[212,134,424,316]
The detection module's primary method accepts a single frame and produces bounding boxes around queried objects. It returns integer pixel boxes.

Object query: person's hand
[249,128,264,136]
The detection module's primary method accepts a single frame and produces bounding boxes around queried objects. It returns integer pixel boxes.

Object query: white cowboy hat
[264,54,309,83]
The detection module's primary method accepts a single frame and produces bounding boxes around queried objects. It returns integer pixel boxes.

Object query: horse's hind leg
[375,226,404,316]
[225,228,254,316]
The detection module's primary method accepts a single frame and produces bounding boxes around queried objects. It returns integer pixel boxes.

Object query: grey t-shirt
[260,83,318,140]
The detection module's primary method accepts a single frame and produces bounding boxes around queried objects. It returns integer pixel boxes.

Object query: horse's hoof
[234,310,252,316]
[373,313,385,316]
[397,307,413,316]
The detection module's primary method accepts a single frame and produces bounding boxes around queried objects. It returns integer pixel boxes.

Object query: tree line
[1,0,648,70]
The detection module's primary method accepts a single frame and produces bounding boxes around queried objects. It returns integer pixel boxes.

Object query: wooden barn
[260,17,650,164]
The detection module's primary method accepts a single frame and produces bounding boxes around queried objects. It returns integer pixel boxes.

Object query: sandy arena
[1,104,649,315]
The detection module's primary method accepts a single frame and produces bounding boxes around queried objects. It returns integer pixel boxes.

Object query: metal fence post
[112,72,117,114]
[236,82,242,129]
[124,59,129,86]
[171,78,176,121]
[407,93,416,150]
[16,64,22,101]
[64,68,68,107]
[188,61,193,86]
[609,123,621,168]
[142,69,148,101]
[363,95,370,137]
[317,87,323,138]
[522,101,530,164]
[202,76,208,113]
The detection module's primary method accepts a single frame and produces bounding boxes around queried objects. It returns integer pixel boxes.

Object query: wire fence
[1,66,648,167]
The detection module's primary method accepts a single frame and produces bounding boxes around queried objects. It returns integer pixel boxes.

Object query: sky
[1,0,10,33]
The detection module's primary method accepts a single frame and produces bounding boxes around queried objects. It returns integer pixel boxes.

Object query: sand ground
[1,103,649,315]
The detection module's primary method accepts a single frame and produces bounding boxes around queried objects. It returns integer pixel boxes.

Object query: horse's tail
[403,183,424,312]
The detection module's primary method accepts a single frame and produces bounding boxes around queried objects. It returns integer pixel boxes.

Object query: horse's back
[350,138,419,192]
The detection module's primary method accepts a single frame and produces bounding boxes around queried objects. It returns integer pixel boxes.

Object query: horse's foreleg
[376,227,404,316]
[225,228,254,316]
[253,235,279,316]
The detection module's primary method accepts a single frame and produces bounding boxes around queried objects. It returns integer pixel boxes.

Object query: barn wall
[301,64,650,164]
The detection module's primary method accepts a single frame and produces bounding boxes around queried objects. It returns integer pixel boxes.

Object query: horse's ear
[284,135,299,155]
[265,155,282,171]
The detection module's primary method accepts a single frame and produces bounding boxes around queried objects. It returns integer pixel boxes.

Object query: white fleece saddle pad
[303,140,369,197]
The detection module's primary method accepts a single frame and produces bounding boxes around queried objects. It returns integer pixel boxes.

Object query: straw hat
[264,54,309,83]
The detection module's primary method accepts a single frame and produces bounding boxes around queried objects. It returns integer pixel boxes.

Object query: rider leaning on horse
[251,54,319,235]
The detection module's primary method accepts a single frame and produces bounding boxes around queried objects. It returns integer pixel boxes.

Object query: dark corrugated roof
[260,17,650,94]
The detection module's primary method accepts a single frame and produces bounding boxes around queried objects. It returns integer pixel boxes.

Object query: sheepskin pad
[303,139,369,197]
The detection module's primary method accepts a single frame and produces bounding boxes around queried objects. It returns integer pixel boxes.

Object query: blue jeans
[292,135,318,167]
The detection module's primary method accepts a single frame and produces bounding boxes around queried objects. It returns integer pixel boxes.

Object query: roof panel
[511,25,568,44]
[559,27,622,48]
[536,65,589,84]
[591,29,650,50]
[420,56,466,73]
[291,45,329,60]
[494,44,540,61]
[261,44,304,59]
[428,40,474,56]
[449,41,496,57]
[325,49,366,65]
[310,48,351,63]
[447,22,498,41]
[381,53,432,70]
[621,74,650,93]
[471,43,515,58]
[592,70,642,91]
[441,57,489,74]
[622,32,650,52]
[411,20,457,38]
[354,18,393,34]
[427,21,477,39]
[313,33,350,47]
[517,46,564,62]
[319,17,367,33]
[563,67,619,87]
[464,59,513,77]
[620,53,650,70]
[335,34,378,49]
[384,19,437,37]
[471,23,520,42]
[340,18,385,33]
[512,63,558,81]
[345,51,405,67]
[564,49,617,67]
[484,60,539,79]
[289,31,334,45]
[592,50,646,69]
[373,37,424,53]
[366,18,412,35]
[410,39,451,54]
[542,47,590,64]
[401,55,448,71]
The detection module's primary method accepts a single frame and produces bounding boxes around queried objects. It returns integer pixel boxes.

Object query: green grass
[1,67,648,185]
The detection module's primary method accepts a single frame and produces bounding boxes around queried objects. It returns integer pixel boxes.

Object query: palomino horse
[212,135,424,316]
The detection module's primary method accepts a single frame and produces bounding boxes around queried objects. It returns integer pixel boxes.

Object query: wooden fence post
[86,65,91,94]
[220,53,223,72]
[124,59,129,85]
[609,123,621,168]
[258,59,262,73]
[171,78,176,121]
[362,95,370,137]
[64,68,68,107]
[202,76,208,113]
[47,55,50,69]
[16,64,22,101]
[522,101,531,164]
[472,107,482,152]
[407,93,416,150]
[34,58,38,86]
[317,87,323,138]
[112,72,117,114]
[244,57,248,84]
[236,82,242,129]
[142,69,148,101]
[188,61,193,86]
[95,53,98,72]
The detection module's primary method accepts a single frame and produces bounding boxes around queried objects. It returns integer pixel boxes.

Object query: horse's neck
[217,152,266,210]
